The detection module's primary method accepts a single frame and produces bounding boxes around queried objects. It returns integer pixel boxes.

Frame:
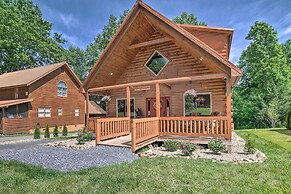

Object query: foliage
[173,12,207,26]
[244,134,256,154]
[287,111,291,130]
[137,146,149,154]
[163,140,179,152]
[77,127,93,145]
[0,0,66,74]
[282,39,291,66]
[44,124,50,138]
[208,138,226,154]
[233,21,291,129]
[0,132,290,193]
[62,124,68,136]
[53,125,58,137]
[33,127,40,139]
[179,142,196,156]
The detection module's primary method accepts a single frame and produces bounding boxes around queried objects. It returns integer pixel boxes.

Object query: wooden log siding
[132,117,159,151]
[95,117,130,144]
[159,116,229,139]
[2,118,33,134]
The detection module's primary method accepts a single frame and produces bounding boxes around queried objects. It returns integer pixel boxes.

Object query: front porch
[88,116,231,152]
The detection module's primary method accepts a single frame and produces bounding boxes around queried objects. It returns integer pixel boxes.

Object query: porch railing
[132,117,159,151]
[159,116,229,139]
[95,117,131,144]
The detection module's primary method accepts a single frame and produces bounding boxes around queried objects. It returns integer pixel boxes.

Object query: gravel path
[0,145,139,172]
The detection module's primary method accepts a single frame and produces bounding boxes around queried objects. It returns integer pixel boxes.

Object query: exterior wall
[27,67,85,130]
[0,86,28,100]
[107,79,226,117]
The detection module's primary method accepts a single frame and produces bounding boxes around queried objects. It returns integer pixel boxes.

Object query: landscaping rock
[43,139,95,150]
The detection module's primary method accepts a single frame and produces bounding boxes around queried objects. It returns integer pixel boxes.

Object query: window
[57,81,67,97]
[58,108,62,116]
[116,99,135,118]
[145,51,169,76]
[75,109,79,116]
[184,91,211,116]
[38,107,51,117]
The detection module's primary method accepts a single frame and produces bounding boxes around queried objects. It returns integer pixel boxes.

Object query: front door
[146,97,170,117]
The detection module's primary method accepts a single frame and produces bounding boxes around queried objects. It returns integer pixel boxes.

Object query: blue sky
[33,0,291,64]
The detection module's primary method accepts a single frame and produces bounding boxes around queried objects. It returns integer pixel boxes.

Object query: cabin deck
[99,135,131,148]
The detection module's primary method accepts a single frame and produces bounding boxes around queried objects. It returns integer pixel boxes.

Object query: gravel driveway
[0,144,139,172]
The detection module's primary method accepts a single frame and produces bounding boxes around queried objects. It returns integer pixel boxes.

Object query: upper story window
[145,51,169,76]
[57,81,67,97]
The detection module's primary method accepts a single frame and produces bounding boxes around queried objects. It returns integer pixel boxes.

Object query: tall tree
[282,39,291,66]
[233,21,291,129]
[173,12,207,26]
[0,0,66,74]
[85,10,129,70]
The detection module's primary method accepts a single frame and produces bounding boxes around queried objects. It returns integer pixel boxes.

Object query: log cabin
[82,0,242,152]
[0,62,85,134]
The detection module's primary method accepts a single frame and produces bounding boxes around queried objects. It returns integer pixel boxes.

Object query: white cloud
[59,13,79,29]
[281,26,291,36]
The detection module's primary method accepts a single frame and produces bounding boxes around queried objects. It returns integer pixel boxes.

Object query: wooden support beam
[155,83,160,117]
[128,37,172,49]
[88,73,227,92]
[226,78,232,140]
[16,104,18,118]
[126,87,131,118]
[86,91,89,127]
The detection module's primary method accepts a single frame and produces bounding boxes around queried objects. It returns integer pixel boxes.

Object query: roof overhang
[0,98,33,108]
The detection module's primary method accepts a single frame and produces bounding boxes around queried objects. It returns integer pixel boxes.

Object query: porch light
[110,72,113,76]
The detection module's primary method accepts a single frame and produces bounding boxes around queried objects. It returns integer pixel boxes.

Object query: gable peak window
[145,51,169,76]
[57,81,67,97]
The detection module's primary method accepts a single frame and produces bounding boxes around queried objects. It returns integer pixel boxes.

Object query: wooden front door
[146,97,170,117]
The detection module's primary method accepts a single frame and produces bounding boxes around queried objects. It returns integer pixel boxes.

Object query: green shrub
[53,125,58,137]
[62,124,68,136]
[44,124,50,138]
[208,138,226,154]
[163,140,179,152]
[179,142,196,156]
[33,127,40,139]
[76,127,94,145]
[244,134,256,154]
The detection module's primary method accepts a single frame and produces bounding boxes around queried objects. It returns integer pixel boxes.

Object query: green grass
[248,128,291,152]
[0,131,290,193]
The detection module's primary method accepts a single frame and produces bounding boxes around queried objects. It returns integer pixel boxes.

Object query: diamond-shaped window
[145,51,169,76]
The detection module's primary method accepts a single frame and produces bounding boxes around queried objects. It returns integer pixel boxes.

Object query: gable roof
[0,62,82,89]
[83,1,242,90]
[85,101,106,115]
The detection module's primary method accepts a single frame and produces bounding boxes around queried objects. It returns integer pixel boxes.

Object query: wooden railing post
[95,120,101,145]
[131,120,136,152]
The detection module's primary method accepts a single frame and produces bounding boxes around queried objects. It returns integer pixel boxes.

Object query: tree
[233,21,291,129]
[0,0,66,74]
[173,12,207,26]
[61,46,87,81]
[282,39,291,66]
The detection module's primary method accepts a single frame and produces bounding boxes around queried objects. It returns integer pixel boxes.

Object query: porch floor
[99,135,131,148]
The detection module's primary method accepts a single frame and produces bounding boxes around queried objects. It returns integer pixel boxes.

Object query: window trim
[144,50,169,76]
[57,81,67,97]
[74,108,79,117]
[38,107,51,118]
[183,92,212,116]
[58,108,62,116]
[116,98,135,118]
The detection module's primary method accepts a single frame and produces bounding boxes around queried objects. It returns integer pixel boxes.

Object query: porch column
[86,91,89,127]
[126,86,131,118]
[226,79,232,140]
[16,104,18,118]
[155,83,160,117]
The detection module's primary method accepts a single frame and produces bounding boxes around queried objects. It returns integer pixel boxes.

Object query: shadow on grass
[270,129,291,137]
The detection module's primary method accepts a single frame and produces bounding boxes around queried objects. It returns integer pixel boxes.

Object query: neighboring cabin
[0,62,85,134]
[87,100,106,118]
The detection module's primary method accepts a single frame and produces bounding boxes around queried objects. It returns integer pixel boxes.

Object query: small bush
[44,124,50,138]
[163,140,179,152]
[179,142,196,156]
[76,127,94,145]
[53,125,58,137]
[244,134,256,154]
[208,138,226,154]
[62,124,68,136]
[33,127,41,139]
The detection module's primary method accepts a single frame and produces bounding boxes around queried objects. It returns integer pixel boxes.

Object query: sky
[33,0,291,64]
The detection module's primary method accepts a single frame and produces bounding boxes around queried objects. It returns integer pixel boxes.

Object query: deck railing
[132,117,159,151]
[159,116,229,139]
[95,117,131,144]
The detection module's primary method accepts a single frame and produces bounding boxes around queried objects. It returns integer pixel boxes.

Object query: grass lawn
[249,128,291,152]
[0,131,290,193]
